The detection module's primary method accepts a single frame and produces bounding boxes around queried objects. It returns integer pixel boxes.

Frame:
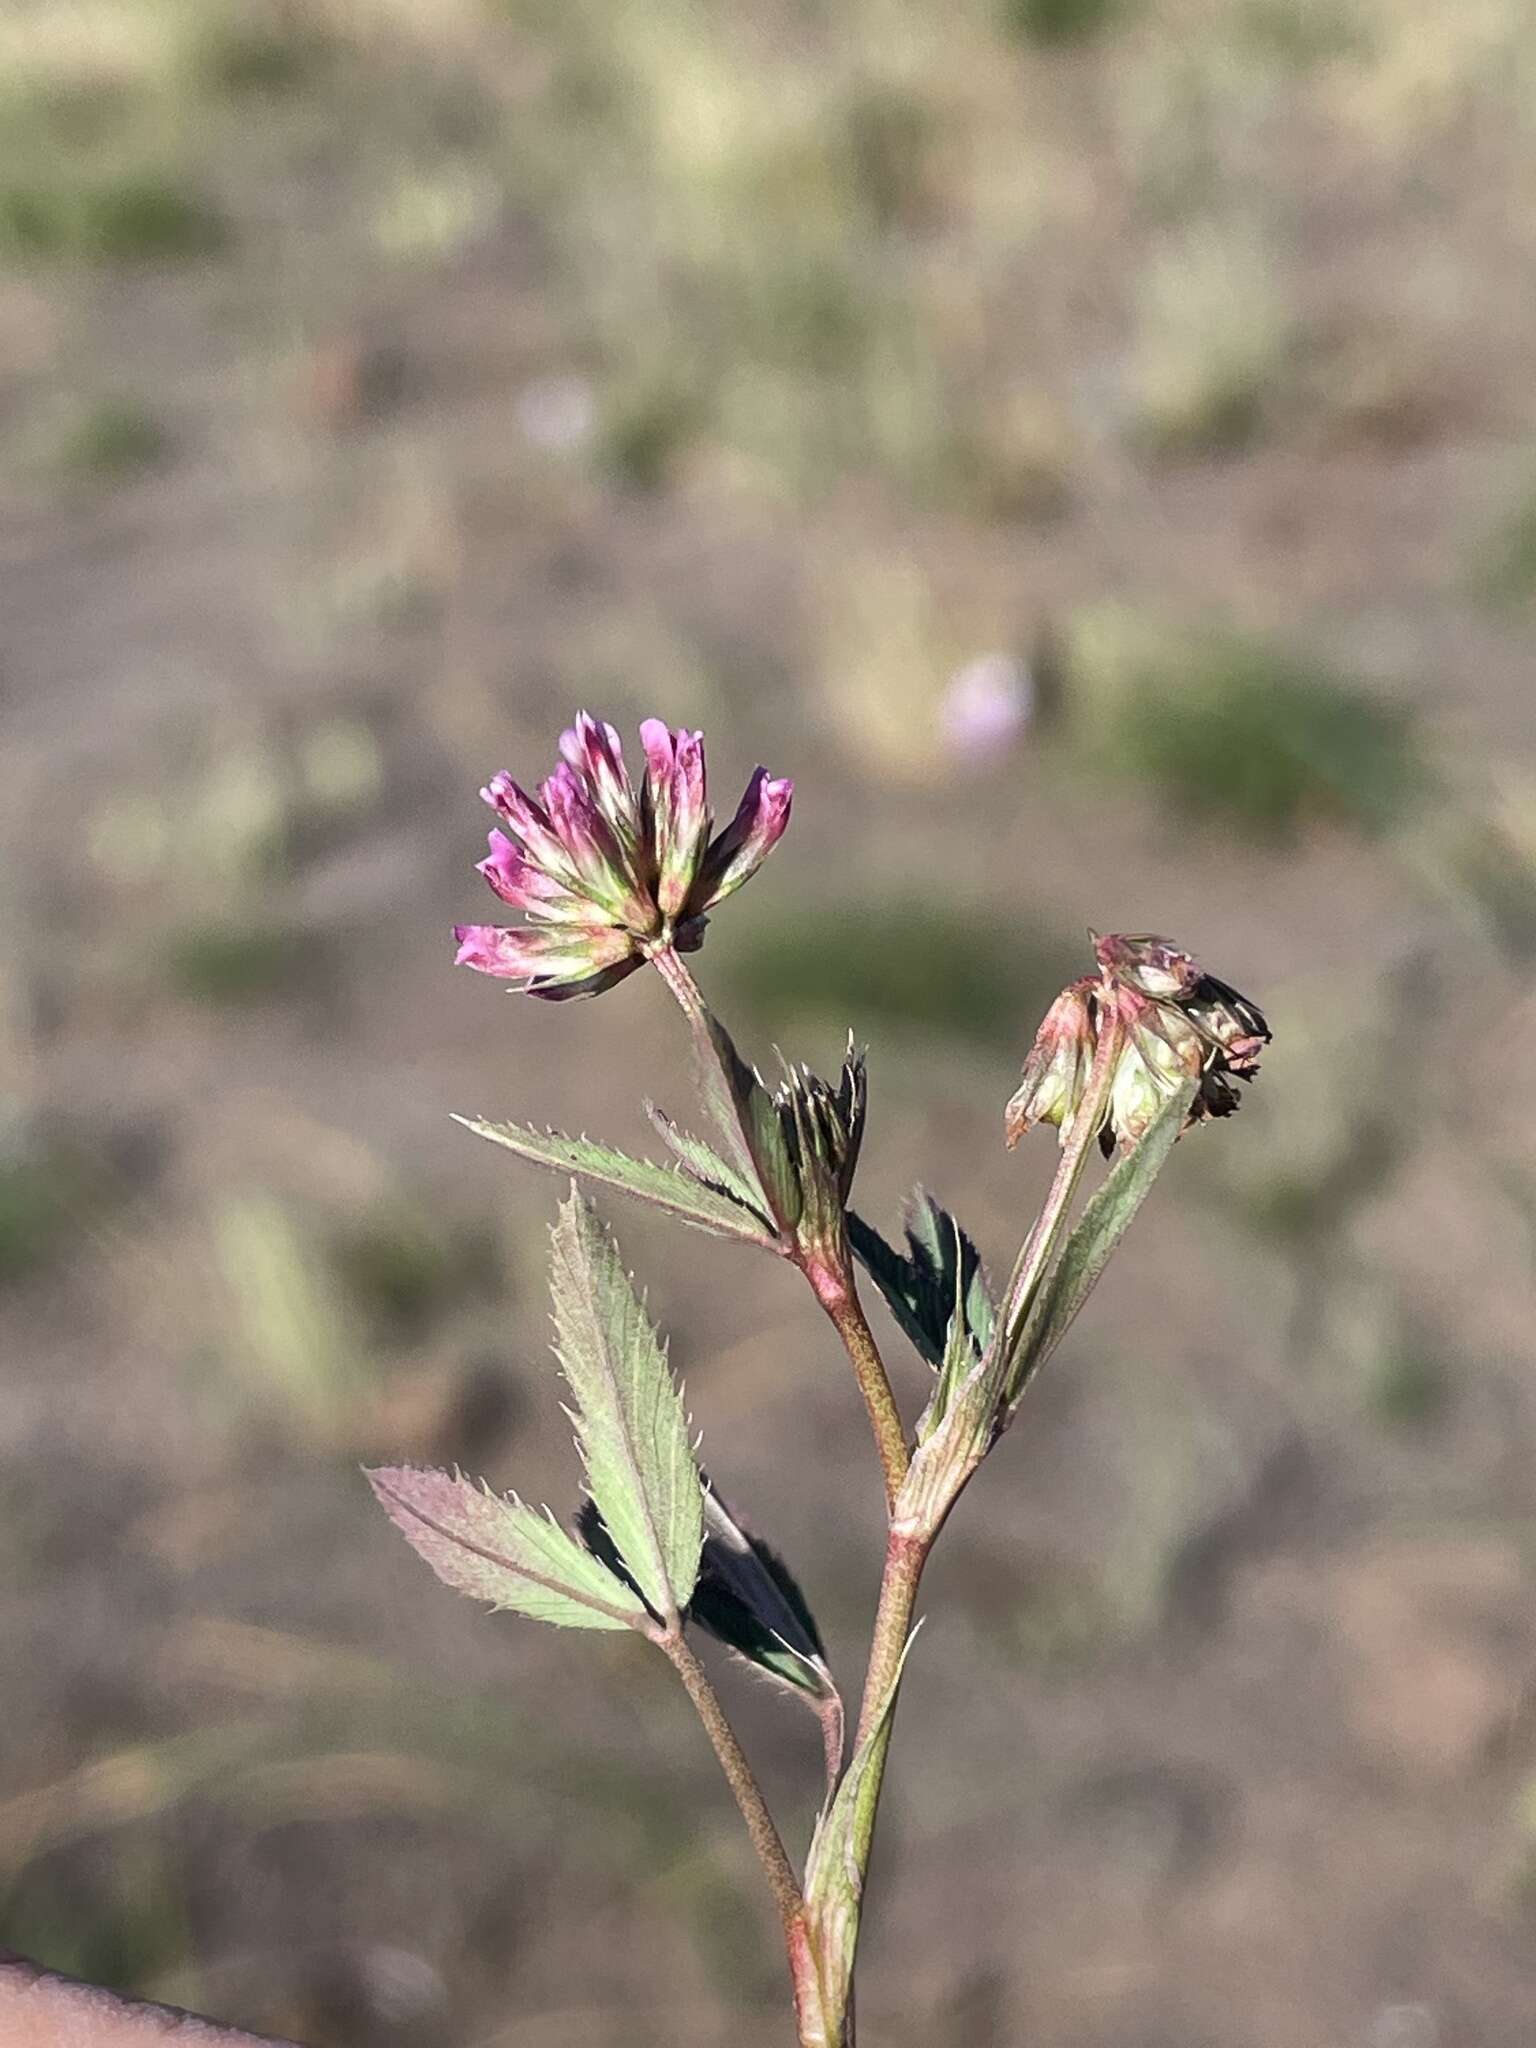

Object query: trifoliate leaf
[549,1190,704,1621]
[455,1117,775,1246]
[366,1465,646,1630]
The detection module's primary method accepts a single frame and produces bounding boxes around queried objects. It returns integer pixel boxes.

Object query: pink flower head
[455,713,793,999]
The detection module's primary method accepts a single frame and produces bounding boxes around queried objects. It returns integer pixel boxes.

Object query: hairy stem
[649,940,713,1034]
[817,1693,847,1804]
[854,1527,930,1750]
[803,1258,910,1512]
[660,1629,804,1946]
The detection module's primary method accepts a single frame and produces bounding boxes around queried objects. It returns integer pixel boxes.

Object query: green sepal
[454,1116,776,1246]
[549,1189,705,1621]
[366,1465,647,1630]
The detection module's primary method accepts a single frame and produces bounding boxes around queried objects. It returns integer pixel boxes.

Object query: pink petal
[693,770,793,910]
[543,764,653,929]
[656,727,709,916]
[453,922,634,986]
[479,772,580,888]
[477,832,592,922]
[559,711,636,842]
[639,718,676,789]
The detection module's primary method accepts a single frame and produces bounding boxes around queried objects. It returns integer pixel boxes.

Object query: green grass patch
[716,898,1078,1050]
[1002,0,1125,44]
[330,1209,501,1345]
[594,377,700,493]
[1065,611,1427,840]
[1472,480,1536,614]
[54,397,169,479]
[1366,1347,1448,1428]
[0,175,225,265]
[838,83,942,232]
[162,922,316,1006]
[0,1146,92,1286]
[188,19,335,97]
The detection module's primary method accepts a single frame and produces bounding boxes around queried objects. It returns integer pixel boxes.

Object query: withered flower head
[1008,932,1270,1156]
[454,713,792,999]
[1004,980,1097,1149]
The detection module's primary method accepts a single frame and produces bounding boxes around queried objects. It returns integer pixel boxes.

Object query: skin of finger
[0,1953,303,2048]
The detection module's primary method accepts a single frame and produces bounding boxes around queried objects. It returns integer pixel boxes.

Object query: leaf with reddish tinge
[367,1465,646,1630]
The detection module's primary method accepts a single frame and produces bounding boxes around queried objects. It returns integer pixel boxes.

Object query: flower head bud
[455,714,792,999]
[774,1040,867,1265]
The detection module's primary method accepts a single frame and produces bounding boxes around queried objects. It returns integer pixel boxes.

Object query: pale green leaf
[549,1190,704,1620]
[454,1116,774,1245]
[366,1465,646,1630]
[643,1103,774,1221]
[1003,1075,1196,1417]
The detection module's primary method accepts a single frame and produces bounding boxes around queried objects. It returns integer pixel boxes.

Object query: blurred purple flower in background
[938,652,1034,763]
[454,713,792,998]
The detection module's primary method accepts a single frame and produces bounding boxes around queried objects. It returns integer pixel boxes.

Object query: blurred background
[2,0,1536,2043]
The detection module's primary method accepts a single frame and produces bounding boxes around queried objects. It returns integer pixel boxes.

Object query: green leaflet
[1002,1074,1196,1418]
[691,1491,837,1702]
[803,1630,921,2024]
[366,1466,646,1630]
[454,1116,775,1246]
[849,1190,995,1369]
[643,1103,774,1220]
[549,1190,704,1622]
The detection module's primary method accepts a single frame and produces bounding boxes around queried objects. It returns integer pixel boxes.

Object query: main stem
[803,1258,909,1512]
[853,1526,930,1750]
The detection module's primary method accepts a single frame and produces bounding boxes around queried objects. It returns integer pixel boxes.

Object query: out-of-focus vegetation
[3,0,1536,2042]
